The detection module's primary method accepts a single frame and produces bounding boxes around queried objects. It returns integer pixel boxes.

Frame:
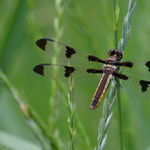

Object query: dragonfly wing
[111,60,150,75]
[112,69,150,101]
[36,38,106,68]
[33,63,104,85]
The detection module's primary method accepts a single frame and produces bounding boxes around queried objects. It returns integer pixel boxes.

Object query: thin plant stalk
[97,0,136,149]
[49,0,64,146]
[113,0,119,49]
[113,0,123,149]
[63,1,92,149]
[118,0,136,149]
[67,76,76,150]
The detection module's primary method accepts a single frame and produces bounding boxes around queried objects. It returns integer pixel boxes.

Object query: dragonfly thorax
[103,64,117,74]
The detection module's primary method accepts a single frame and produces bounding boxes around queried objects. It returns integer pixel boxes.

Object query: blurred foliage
[0,0,150,150]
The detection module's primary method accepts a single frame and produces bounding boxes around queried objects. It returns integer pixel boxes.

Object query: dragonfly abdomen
[90,73,112,110]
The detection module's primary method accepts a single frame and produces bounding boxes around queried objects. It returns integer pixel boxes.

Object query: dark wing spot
[88,55,106,63]
[33,64,50,76]
[139,80,150,92]
[112,72,128,80]
[64,66,75,77]
[36,39,47,51]
[114,61,133,68]
[87,69,103,74]
[145,61,150,72]
[65,46,76,58]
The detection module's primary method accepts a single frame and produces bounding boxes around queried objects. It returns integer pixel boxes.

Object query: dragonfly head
[108,49,123,61]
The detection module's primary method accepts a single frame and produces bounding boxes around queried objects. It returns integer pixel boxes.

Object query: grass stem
[97,0,136,149]
[67,77,76,150]
[113,0,123,149]
[113,0,119,49]
[49,0,64,146]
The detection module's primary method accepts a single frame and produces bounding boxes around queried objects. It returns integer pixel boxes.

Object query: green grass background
[0,0,150,150]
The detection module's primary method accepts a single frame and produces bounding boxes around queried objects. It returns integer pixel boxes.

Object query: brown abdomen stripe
[89,73,112,110]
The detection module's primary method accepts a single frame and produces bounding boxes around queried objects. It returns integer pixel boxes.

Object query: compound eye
[108,50,111,55]
[117,51,123,60]
[118,52,123,59]
[120,54,123,59]
[108,49,116,56]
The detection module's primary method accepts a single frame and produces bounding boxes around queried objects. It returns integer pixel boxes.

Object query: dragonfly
[33,38,150,110]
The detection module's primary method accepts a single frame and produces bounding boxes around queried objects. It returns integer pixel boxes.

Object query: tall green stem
[67,76,75,150]
[113,0,123,149]
[113,0,119,49]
